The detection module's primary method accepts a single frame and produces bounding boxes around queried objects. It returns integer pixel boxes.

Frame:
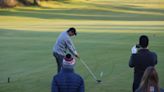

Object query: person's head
[139,66,160,92]
[67,27,77,36]
[139,35,149,48]
[62,54,76,69]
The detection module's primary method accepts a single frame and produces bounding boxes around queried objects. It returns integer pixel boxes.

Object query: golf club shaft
[79,59,98,81]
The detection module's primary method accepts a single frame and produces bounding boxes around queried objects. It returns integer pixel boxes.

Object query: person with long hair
[136,67,164,92]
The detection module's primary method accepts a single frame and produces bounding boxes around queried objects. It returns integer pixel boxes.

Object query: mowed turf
[0,0,164,92]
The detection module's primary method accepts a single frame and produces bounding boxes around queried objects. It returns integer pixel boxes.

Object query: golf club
[79,58,102,83]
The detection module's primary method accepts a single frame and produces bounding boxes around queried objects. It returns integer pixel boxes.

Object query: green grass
[0,0,164,92]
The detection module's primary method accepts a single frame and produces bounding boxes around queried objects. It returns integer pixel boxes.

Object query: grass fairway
[0,0,164,92]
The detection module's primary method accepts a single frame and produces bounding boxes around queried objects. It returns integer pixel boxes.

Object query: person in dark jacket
[129,35,158,92]
[135,67,164,92]
[51,54,84,92]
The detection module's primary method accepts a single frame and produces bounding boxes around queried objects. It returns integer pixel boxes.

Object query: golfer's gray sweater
[53,31,77,56]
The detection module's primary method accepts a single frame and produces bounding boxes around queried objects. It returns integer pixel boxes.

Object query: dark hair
[139,35,149,48]
[66,54,71,59]
[138,67,160,92]
[67,27,76,35]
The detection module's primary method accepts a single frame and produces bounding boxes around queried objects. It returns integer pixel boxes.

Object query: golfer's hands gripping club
[75,53,80,58]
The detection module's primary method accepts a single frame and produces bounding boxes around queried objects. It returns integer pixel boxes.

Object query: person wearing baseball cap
[129,35,158,92]
[52,27,79,73]
[51,54,84,92]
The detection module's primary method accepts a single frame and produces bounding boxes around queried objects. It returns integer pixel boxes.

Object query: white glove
[131,45,137,54]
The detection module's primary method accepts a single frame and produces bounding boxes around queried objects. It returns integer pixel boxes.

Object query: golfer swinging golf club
[53,27,79,73]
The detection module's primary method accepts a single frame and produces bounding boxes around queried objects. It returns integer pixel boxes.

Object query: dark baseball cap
[69,27,77,36]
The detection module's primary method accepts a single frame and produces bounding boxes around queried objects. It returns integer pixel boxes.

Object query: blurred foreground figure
[51,54,84,92]
[135,67,164,92]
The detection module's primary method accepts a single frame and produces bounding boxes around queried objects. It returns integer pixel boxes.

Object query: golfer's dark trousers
[53,52,64,73]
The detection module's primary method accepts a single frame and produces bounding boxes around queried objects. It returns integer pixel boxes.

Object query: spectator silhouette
[129,35,158,92]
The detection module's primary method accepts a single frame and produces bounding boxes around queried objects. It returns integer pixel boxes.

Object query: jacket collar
[61,68,74,73]
[65,31,70,37]
[138,48,149,52]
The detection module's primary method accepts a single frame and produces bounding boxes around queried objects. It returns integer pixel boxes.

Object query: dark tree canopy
[0,0,41,7]
[0,0,17,8]
[0,0,72,8]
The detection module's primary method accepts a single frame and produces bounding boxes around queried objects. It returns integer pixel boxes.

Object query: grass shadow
[0,1,164,21]
[1,7,164,21]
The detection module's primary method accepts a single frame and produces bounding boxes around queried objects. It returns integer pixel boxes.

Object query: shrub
[0,0,17,8]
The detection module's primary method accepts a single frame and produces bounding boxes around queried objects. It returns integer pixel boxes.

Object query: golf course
[0,0,164,92]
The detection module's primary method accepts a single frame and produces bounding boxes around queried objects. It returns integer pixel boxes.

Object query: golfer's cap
[69,27,77,36]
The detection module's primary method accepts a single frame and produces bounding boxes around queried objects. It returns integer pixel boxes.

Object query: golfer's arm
[66,39,77,56]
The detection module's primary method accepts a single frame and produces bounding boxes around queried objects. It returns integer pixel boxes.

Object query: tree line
[0,0,66,8]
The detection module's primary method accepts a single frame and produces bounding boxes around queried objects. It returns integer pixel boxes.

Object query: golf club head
[96,80,102,83]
